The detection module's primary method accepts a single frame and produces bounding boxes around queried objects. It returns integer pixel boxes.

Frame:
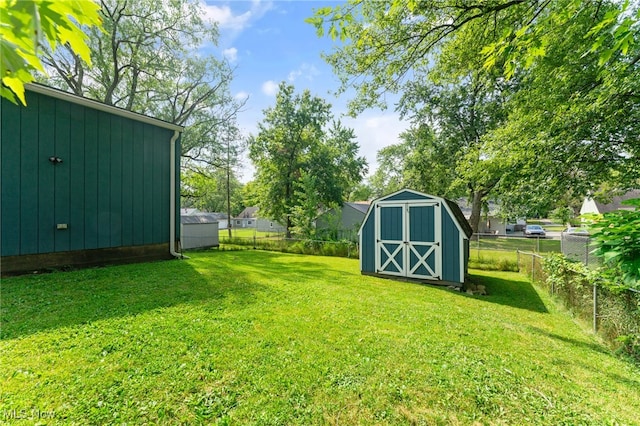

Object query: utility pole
[226,134,232,240]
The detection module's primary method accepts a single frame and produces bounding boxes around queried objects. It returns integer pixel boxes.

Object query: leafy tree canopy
[249,82,367,238]
[0,0,101,105]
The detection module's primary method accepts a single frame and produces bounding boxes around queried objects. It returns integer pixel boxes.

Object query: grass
[472,236,561,253]
[2,251,639,424]
[218,228,281,239]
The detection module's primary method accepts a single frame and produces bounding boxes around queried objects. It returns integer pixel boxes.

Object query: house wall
[256,218,286,233]
[181,223,219,249]
[1,91,180,272]
[317,205,366,241]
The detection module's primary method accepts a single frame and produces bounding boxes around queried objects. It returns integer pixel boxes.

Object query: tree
[0,0,101,105]
[309,0,640,223]
[249,82,367,238]
[181,168,244,216]
[39,0,243,169]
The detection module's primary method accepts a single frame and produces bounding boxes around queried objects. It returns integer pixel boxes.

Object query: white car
[524,224,546,238]
[563,227,589,236]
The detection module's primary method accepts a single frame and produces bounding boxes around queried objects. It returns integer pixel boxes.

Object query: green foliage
[249,82,367,237]
[181,167,244,216]
[309,0,640,218]
[551,206,575,226]
[290,173,324,239]
[542,253,640,361]
[0,0,102,105]
[590,198,640,288]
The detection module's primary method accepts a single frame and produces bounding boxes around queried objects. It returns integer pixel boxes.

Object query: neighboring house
[359,189,472,286]
[233,206,259,228]
[180,214,219,250]
[1,84,183,274]
[580,190,640,216]
[316,202,371,241]
[232,207,285,233]
[456,198,509,234]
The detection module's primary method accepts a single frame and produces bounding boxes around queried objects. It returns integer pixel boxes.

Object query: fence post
[516,249,520,272]
[593,284,598,333]
[532,254,535,282]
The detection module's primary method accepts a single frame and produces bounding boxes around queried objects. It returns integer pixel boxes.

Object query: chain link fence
[560,233,601,267]
[518,250,639,360]
[217,233,360,259]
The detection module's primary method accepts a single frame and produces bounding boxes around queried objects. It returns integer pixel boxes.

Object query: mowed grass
[2,251,639,425]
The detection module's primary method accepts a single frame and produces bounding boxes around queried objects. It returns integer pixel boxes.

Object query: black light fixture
[48,156,63,164]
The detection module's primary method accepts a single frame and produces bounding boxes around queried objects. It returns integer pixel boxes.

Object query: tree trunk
[285,215,292,239]
[468,191,484,234]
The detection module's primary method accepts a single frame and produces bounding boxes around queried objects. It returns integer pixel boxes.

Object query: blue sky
[202,0,409,182]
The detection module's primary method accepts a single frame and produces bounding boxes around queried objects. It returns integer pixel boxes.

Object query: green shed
[1,84,183,274]
[358,189,472,286]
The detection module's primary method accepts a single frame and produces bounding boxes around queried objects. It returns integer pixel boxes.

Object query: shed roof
[181,214,220,224]
[26,83,184,132]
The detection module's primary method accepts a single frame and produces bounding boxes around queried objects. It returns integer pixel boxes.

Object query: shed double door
[375,202,441,280]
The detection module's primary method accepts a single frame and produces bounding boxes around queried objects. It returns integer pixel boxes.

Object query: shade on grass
[2,251,639,424]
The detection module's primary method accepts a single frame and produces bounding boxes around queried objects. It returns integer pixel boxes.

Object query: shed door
[375,204,405,277]
[375,202,441,280]
[407,203,441,280]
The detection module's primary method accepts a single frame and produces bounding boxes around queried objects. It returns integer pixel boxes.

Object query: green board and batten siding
[358,189,472,286]
[1,87,181,268]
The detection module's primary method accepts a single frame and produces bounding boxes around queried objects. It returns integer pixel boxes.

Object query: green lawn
[472,236,561,253]
[218,228,281,239]
[2,251,639,424]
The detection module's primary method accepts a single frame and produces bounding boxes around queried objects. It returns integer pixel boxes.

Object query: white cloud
[342,112,410,175]
[223,47,238,62]
[234,91,250,102]
[202,0,273,33]
[261,80,279,97]
[287,63,321,82]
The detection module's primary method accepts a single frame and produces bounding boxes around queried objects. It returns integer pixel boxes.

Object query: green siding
[360,210,376,273]
[20,93,39,254]
[84,108,99,249]
[1,90,178,258]
[69,103,85,251]
[97,112,111,248]
[441,205,460,283]
[38,95,55,254]
[121,118,133,247]
[54,99,71,252]
[385,191,431,202]
[110,115,123,247]
[2,98,21,256]
[132,122,144,245]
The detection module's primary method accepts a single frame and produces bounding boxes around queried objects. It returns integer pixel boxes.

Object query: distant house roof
[581,190,640,215]
[235,206,259,219]
[181,213,220,224]
[345,201,371,214]
[181,208,201,216]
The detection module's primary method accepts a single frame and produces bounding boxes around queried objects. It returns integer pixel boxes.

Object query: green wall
[1,91,180,257]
